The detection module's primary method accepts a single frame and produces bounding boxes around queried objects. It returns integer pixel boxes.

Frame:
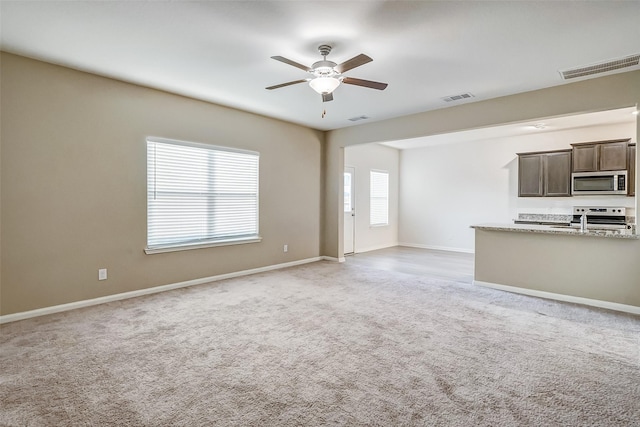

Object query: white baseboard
[0,257,323,324]
[473,280,640,315]
[399,242,474,254]
[354,242,400,254]
[322,256,345,263]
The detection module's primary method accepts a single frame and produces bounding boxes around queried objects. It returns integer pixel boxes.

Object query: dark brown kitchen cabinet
[629,144,636,196]
[545,150,572,196]
[600,141,628,170]
[572,144,597,172]
[518,149,572,197]
[571,138,630,172]
[518,153,543,196]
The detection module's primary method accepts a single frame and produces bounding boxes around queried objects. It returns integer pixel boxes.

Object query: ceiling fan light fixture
[269,45,387,103]
[309,77,340,94]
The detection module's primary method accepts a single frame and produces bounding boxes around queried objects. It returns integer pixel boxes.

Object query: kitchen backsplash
[517,213,572,223]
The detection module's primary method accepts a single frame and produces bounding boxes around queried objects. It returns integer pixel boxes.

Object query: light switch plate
[98,268,107,281]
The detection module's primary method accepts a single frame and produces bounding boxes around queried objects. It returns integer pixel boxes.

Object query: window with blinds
[146,138,260,253]
[370,170,389,226]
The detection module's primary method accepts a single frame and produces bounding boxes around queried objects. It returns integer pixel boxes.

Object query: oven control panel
[573,206,626,216]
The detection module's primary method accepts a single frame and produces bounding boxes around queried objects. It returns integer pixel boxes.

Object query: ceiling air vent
[441,93,474,103]
[348,115,370,122]
[559,54,640,80]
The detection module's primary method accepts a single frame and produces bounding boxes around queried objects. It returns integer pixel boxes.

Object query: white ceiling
[1,1,640,132]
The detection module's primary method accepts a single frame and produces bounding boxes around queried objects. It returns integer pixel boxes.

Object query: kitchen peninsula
[471,222,640,314]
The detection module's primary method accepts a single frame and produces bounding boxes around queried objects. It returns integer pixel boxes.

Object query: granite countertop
[471,223,639,240]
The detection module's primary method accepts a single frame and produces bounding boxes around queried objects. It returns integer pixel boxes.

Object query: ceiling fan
[266,44,388,102]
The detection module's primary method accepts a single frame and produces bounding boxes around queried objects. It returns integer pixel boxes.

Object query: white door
[344,167,355,254]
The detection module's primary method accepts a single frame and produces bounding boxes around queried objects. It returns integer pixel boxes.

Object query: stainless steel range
[570,206,629,230]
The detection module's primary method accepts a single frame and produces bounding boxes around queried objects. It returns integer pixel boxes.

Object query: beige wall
[2,52,639,315]
[474,230,640,307]
[0,53,323,315]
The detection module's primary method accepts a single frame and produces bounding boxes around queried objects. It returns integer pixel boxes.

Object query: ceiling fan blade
[265,79,307,90]
[335,54,372,73]
[271,56,311,72]
[342,77,388,90]
[322,92,334,102]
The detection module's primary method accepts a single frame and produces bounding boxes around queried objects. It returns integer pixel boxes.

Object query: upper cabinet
[545,150,573,196]
[518,153,543,197]
[571,139,630,172]
[518,149,572,197]
[600,141,629,171]
[629,144,636,197]
[571,144,598,172]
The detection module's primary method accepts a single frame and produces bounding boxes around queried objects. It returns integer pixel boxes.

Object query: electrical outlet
[98,268,107,281]
[283,244,288,253]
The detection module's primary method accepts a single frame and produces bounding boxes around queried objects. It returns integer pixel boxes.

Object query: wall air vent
[559,54,640,80]
[441,93,475,103]
[348,115,370,122]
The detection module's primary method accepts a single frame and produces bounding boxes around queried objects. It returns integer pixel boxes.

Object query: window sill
[145,236,262,255]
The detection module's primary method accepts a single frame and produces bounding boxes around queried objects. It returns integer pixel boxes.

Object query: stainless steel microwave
[571,170,627,195]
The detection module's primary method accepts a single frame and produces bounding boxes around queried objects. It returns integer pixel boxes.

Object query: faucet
[580,214,587,232]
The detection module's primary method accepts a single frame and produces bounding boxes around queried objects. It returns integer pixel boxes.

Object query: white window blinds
[370,170,389,226]
[146,138,259,251]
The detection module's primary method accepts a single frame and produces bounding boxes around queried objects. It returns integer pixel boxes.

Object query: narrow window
[344,172,352,213]
[146,138,260,253]
[370,170,389,226]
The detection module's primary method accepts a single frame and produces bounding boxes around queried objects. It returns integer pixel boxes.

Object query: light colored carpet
[1,261,639,426]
